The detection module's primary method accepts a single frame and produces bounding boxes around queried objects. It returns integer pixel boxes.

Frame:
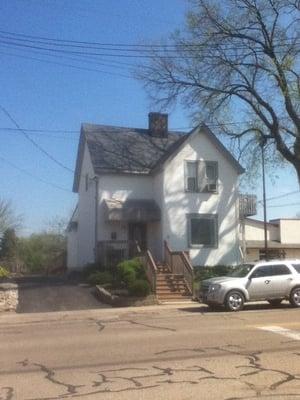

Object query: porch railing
[97,240,142,268]
[139,249,157,292]
[164,240,194,294]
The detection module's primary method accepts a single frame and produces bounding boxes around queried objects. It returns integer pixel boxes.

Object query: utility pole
[260,137,268,261]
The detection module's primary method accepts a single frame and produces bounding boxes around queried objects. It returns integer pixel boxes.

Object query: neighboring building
[67,112,245,270]
[242,218,300,261]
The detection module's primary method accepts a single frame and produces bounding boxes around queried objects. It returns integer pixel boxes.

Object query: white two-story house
[67,112,244,270]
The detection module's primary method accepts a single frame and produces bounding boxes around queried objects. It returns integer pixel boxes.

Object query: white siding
[67,207,79,269]
[97,174,154,242]
[161,130,241,266]
[70,128,242,268]
[76,144,96,267]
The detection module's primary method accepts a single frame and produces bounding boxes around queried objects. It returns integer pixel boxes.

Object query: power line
[0,51,133,78]
[0,128,78,141]
[0,127,78,134]
[0,42,141,70]
[267,202,300,208]
[1,33,297,53]
[0,29,298,49]
[258,190,300,203]
[0,105,74,173]
[1,38,298,60]
[0,117,290,136]
[0,155,71,192]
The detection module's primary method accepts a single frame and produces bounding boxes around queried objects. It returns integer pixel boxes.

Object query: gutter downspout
[94,176,99,263]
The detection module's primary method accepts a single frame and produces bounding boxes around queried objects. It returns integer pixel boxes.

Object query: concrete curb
[95,285,159,307]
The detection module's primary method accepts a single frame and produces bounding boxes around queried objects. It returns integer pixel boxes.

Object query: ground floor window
[187,214,218,248]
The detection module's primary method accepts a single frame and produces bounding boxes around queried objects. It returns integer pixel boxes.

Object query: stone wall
[0,283,18,312]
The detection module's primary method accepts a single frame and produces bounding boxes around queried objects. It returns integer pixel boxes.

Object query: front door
[128,223,147,256]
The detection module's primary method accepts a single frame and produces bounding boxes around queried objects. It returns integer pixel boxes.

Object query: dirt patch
[17,279,110,313]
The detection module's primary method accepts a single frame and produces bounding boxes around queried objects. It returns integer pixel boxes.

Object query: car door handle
[287,278,293,281]
[265,280,270,284]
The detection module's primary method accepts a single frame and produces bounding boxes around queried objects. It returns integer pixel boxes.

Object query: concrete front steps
[156,273,192,302]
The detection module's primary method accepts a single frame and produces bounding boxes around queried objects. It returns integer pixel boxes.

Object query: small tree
[18,233,66,274]
[0,228,18,260]
[0,198,22,237]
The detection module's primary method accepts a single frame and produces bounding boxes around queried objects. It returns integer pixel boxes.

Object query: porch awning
[103,199,161,222]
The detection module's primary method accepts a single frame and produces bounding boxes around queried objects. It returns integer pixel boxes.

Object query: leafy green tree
[0,198,22,237]
[0,228,18,260]
[18,233,66,273]
[139,0,300,182]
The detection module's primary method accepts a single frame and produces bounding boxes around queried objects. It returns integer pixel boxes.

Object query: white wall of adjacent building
[242,218,300,262]
[244,218,300,245]
[244,219,279,241]
[277,220,300,244]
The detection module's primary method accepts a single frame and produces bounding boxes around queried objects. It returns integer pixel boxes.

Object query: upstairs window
[186,161,198,191]
[185,161,218,193]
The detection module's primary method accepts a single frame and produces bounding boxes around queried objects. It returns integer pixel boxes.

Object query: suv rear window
[292,264,300,273]
[272,264,291,275]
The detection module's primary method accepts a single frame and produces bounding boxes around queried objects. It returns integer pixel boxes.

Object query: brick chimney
[148,112,168,138]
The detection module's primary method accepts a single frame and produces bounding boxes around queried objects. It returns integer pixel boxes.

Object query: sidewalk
[0,299,201,324]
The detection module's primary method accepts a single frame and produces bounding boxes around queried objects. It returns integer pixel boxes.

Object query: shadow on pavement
[178,301,293,314]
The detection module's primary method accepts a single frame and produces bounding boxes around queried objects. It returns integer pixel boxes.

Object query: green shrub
[87,271,113,285]
[194,265,234,282]
[116,258,145,286]
[0,266,9,278]
[83,263,103,279]
[128,279,150,297]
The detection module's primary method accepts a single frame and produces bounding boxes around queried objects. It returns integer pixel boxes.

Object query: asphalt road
[1,302,300,399]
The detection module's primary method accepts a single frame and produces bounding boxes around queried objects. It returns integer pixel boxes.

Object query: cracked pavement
[1,303,300,399]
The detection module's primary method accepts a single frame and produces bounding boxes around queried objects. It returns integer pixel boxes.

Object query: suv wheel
[290,287,300,307]
[268,299,282,307]
[225,291,244,312]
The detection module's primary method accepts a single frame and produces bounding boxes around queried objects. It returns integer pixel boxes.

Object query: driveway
[16,276,109,313]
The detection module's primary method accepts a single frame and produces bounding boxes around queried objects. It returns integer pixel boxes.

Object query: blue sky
[0,0,299,235]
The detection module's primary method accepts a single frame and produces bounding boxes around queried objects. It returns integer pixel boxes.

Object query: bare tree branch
[137,0,300,182]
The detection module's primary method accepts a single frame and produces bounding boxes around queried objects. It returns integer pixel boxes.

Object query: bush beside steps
[85,258,156,307]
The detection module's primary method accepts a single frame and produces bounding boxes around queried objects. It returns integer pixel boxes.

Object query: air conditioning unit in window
[206,181,217,192]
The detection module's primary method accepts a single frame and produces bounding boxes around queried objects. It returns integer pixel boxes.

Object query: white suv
[199,260,300,311]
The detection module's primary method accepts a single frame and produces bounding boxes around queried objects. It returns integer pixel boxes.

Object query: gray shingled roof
[73,122,244,192]
[83,123,188,174]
